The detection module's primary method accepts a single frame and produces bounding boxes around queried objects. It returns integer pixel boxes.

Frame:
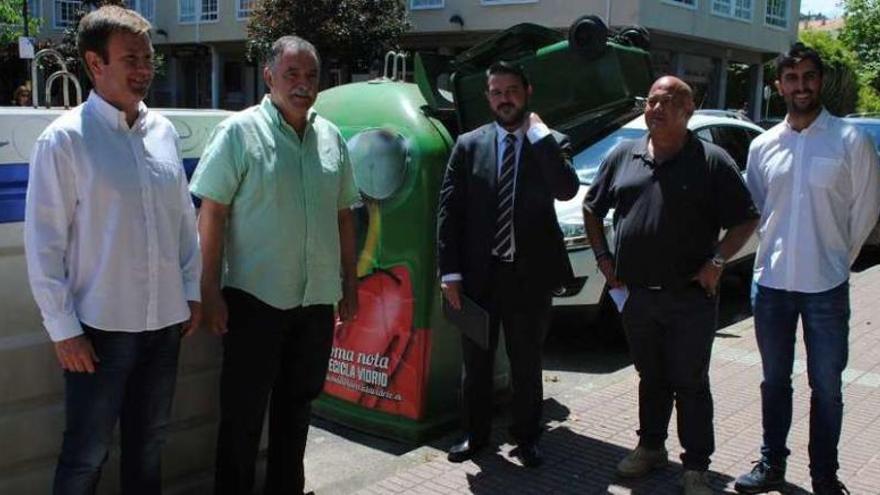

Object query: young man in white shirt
[734,43,880,495]
[24,6,201,494]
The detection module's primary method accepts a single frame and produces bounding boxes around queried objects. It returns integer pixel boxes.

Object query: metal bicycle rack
[31,48,83,109]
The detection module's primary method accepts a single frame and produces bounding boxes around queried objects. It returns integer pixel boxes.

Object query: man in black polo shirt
[583,76,758,495]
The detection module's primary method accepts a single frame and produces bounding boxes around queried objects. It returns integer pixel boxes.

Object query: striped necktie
[493,133,517,261]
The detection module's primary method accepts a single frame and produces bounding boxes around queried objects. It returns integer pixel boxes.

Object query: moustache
[291,89,313,98]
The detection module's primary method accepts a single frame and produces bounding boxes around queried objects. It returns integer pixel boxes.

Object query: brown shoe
[616,446,669,478]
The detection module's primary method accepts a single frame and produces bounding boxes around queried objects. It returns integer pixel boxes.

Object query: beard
[786,91,821,116]
[493,102,528,128]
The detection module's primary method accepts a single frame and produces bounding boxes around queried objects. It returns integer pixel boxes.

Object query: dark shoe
[616,446,669,478]
[512,444,543,468]
[812,477,850,495]
[733,460,786,494]
[447,437,487,463]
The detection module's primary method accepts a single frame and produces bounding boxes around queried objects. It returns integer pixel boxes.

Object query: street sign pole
[23,0,31,97]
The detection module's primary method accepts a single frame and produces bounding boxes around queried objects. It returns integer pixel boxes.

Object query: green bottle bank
[313,17,653,443]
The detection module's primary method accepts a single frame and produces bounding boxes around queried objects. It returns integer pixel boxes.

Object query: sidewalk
[353,266,880,495]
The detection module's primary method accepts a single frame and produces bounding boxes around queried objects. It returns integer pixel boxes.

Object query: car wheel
[568,15,608,61]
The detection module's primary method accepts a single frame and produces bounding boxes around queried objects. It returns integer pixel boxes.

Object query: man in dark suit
[437,61,579,467]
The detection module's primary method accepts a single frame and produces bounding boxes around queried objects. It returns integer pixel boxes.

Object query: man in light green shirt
[189,35,359,495]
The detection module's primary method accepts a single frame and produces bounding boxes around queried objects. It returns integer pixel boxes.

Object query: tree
[840,0,880,90]
[55,0,126,72]
[0,0,41,45]
[246,0,410,76]
[799,29,860,116]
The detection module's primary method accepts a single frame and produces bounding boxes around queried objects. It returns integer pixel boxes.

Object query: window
[765,0,788,28]
[709,125,751,171]
[127,0,155,22]
[26,0,40,17]
[179,0,219,23]
[237,0,256,18]
[410,0,444,8]
[662,0,697,9]
[54,0,82,29]
[711,0,752,21]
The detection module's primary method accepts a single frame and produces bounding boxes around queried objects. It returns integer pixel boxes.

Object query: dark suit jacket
[437,123,579,306]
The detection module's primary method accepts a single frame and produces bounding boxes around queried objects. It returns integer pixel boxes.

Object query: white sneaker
[680,470,714,495]
[616,446,669,478]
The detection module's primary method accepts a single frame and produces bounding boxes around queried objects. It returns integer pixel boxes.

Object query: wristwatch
[709,252,726,268]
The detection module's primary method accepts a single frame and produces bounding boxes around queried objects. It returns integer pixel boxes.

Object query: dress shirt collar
[494,121,526,144]
[86,90,148,132]
[781,107,831,135]
[260,95,317,137]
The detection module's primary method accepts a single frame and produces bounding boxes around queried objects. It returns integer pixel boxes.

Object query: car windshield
[854,123,880,154]
[573,128,645,184]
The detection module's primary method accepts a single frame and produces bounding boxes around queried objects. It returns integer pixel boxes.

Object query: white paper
[609,286,629,313]
[18,37,35,59]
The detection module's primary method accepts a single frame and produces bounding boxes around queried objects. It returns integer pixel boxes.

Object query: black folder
[442,294,490,350]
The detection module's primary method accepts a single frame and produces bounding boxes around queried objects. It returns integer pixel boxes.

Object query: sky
[800,0,844,17]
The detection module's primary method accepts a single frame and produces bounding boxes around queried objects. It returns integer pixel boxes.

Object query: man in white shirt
[734,44,880,495]
[24,7,201,494]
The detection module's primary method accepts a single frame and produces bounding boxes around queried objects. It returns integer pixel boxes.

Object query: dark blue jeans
[752,282,850,481]
[53,325,181,495]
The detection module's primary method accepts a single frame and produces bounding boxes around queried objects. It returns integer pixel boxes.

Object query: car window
[707,125,750,172]
[572,127,645,184]
[696,129,713,142]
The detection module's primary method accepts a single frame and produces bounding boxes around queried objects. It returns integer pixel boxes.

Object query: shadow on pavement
[459,398,814,495]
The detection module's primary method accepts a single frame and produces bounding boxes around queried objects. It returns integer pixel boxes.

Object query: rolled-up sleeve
[189,124,242,205]
[337,133,361,210]
[24,133,82,342]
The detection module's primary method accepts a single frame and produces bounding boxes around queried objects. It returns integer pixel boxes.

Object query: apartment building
[22,0,260,109]
[22,0,798,120]
[408,0,799,118]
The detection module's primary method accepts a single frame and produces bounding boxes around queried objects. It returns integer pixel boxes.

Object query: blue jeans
[53,325,181,495]
[752,282,850,481]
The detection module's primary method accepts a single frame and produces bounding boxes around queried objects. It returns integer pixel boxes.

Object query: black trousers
[214,288,334,495]
[460,261,551,447]
[621,285,718,471]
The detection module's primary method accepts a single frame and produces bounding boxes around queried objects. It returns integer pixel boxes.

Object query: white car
[552,111,765,320]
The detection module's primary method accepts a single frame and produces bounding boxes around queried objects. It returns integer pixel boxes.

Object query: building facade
[407,0,799,119]
[22,0,800,115]
[22,0,798,120]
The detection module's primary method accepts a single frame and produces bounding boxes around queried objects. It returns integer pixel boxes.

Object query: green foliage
[56,0,126,71]
[246,0,411,72]
[858,74,880,113]
[840,0,880,90]
[798,30,860,116]
[0,0,41,45]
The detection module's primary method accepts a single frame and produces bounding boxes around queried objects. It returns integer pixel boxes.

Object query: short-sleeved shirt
[190,96,360,309]
[584,132,758,289]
